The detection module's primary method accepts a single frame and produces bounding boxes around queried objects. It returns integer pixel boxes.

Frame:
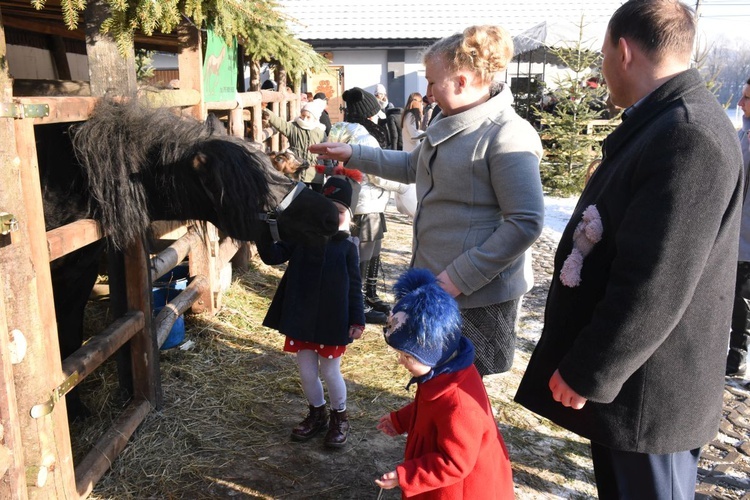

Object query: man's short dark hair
[608,0,696,62]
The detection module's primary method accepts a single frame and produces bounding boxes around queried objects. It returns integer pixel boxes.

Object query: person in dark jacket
[514,2,744,498]
[727,76,750,378]
[255,175,365,448]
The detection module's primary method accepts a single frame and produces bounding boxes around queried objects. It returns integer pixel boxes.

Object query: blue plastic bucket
[152,262,189,349]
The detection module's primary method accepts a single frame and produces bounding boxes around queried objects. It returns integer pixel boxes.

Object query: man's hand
[549,369,587,409]
[308,142,353,162]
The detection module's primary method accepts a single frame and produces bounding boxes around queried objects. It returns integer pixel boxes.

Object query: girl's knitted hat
[384,268,462,367]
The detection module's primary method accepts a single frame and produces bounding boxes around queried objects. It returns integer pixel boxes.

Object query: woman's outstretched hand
[309,142,354,162]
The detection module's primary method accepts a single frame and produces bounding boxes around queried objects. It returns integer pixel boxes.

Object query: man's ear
[618,37,634,69]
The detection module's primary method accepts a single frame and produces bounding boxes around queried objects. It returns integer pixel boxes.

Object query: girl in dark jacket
[255,175,365,448]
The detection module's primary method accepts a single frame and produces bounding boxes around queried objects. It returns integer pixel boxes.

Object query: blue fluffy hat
[383,268,462,367]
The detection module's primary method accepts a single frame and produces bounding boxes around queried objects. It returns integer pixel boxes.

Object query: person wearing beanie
[375,268,514,499]
[335,88,409,325]
[255,173,366,448]
[262,100,327,191]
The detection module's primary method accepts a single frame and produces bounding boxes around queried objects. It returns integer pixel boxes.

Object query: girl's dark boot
[291,404,328,441]
[324,408,350,448]
[364,256,390,314]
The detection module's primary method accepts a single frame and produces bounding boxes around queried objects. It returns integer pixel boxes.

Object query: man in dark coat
[514,1,744,498]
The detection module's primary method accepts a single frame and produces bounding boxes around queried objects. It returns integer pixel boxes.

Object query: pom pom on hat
[342,87,381,120]
[302,98,326,121]
[384,268,462,367]
[322,175,353,209]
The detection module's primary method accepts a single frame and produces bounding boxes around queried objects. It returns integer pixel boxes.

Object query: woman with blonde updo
[311,25,544,383]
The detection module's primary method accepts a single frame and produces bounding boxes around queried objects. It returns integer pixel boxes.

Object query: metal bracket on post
[0,102,50,119]
[0,212,19,235]
[29,373,80,419]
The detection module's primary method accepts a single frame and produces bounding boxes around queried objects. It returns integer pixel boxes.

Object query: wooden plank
[46,219,102,262]
[0,258,27,498]
[61,311,144,384]
[75,398,151,498]
[176,20,205,120]
[138,89,201,109]
[154,275,207,348]
[14,96,98,124]
[13,104,77,497]
[150,230,202,283]
[124,238,162,410]
[13,79,91,97]
[188,225,219,315]
[0,10,28,497]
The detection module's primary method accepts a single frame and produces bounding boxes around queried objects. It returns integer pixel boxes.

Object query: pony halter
[259,181,308,241]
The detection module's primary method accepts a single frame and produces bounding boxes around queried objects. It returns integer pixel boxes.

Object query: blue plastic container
[152,262,189,349]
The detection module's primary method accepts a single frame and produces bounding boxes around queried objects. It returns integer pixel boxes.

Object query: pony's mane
[70,99,273,248]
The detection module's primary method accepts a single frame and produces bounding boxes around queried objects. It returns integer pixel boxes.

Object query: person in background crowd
[401,93,424,152]
[514,2,744,498]
[261,79,277,91]
[255,174,365,448]
[375,268,514,499]
[375,83,394,115]
[313,92,333,136]
[311,25,544,378]
[334,86,408,324]
[263,99,327,191]
[727,76,750,379]
[421,94,438,130]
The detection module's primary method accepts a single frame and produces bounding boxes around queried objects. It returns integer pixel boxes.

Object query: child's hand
[349,325,364,340]
[375,470,399,489]
[376,414,398,436]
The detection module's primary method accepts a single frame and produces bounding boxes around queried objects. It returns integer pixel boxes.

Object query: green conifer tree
[535,18,616,195]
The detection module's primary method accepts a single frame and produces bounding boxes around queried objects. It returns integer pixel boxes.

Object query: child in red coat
[375,268,514,499]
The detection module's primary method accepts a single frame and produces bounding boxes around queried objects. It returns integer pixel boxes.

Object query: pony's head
[188,137,338,245]
[70,100,338,248]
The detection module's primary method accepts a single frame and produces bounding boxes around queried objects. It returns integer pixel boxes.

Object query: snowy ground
[543,195,578,239]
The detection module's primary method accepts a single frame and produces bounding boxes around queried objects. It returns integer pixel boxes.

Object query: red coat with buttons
[390,365,514,499]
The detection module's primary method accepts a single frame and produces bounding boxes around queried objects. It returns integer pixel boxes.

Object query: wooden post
[177,20,206,120]
[188,225,221,315]
[0,13,28,498]
[84,0,137,96]
[0,282,25,499]
[12,108,78,499]
[124,239,161,409]
[0,9,75,496]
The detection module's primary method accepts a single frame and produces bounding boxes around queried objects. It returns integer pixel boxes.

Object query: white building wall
[330,49,386,97]
[6,44,89,81]
[403,49,427,101]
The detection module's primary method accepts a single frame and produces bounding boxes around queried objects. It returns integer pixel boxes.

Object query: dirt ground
[78,201,749,499]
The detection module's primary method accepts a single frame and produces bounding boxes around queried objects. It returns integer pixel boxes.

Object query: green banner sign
[203,29,237,102]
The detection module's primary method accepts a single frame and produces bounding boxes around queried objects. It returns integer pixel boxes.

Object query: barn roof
[278,0,623,51]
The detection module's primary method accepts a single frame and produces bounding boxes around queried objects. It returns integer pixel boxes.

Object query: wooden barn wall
[3,26,89,80]
[146,69,180,87]
[5,43,89,80]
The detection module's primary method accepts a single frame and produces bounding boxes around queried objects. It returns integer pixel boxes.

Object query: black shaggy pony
[37,99,339,418]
